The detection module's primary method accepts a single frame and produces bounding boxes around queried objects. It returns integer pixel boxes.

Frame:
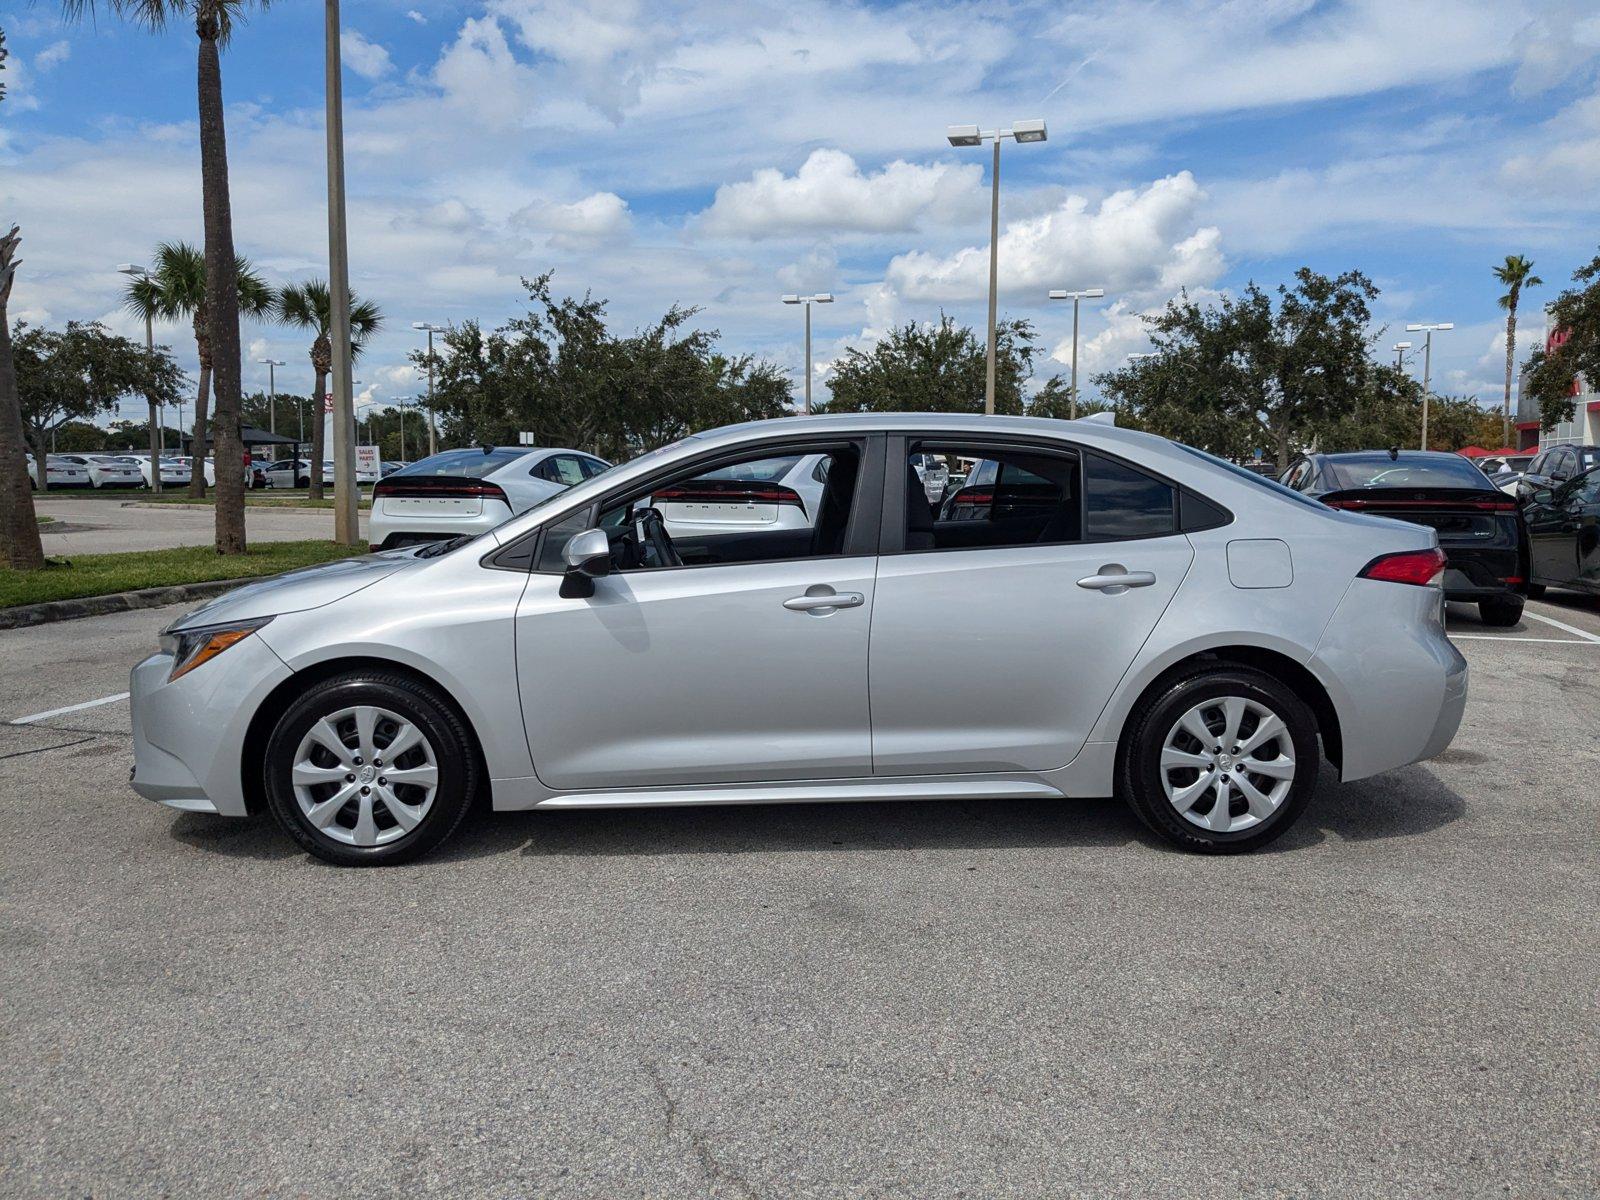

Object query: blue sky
[3,0,1599,423]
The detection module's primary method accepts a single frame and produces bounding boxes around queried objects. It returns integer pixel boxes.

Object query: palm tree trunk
[196,13,246,555]
[0,305,46,571]
[188,360,211,498]
[308,370,328,500]
[1502,301,1518,448]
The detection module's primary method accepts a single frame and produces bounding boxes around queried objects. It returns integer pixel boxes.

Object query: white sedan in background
[54,453,146,488]
[26,454,90,489]
[368,446,611,550]
[649,452,830,540]
[113,455,192,488]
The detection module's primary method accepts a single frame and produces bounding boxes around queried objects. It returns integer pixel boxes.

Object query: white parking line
[1451,635,1600,644]
[1524,610,1600,644]
[9,692,131,725]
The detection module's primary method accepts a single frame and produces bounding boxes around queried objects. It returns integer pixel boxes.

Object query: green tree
[1094,270,1382,464]
[12,321,185,492]
[276,281,382,500]
[0,224,44,570]
[1027,373,1112,421]
[822,315,1038,416]
[121,241,274,499]
[1492,255,1542,446]
[418,274,789,461]
[240,390,310,444]
[1522,248,1600,432]
[66,0,271,554]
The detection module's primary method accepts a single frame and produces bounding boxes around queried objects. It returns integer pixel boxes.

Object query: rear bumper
[1310,579,1469,781]
[1441,544,1521,600]
[368,501,511,549]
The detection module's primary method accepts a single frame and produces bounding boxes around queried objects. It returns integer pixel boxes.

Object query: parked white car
[54,453,145,489]
[649,452,830,540]
[26,454,90,489]
[368,446,611,551]
[113,454,192,488]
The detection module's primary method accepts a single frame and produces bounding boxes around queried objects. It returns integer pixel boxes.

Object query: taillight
[950,489,993,506]
[1359,547,1448,587]
[1326,497,1517,512]
[373,479,509,504]
[652,483,805,510]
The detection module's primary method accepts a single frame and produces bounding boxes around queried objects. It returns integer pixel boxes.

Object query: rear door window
[1085,454,1176,540]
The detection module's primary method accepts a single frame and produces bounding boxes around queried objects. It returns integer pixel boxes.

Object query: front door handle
[783,588,864,612]
[1077,565,1156,594]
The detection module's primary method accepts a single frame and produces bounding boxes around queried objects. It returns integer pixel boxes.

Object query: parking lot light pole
[1047,287,1106,419]
[1393,341,1413,371]
[118,263,163,492]
[780,293,833,414]
[412,322,447,456]
[257,358,286,434]
[1406,323,1454,450]
[947,119,1048,414]
[324,0,359,545]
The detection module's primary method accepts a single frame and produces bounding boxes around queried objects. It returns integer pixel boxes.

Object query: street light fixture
[1127,352,1157,361]
[257,357,286,435]
[1047,287,1106,419]
[1405,323,1453,450]
[412,321,447,456]
[1393,341,1413,370]
[946,118,1049,414]
[781,293,833,414]
[118,263,164,491]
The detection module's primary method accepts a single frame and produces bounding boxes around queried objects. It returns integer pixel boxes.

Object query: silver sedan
[129,413,1467,865]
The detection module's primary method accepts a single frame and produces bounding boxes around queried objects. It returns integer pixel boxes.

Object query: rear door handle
[1077,565,1156,594]
[783,589,864,612]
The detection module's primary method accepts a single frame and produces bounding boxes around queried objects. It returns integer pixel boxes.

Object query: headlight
[159,617,273,682]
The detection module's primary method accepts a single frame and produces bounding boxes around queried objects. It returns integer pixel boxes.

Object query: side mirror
[559,528,611,598]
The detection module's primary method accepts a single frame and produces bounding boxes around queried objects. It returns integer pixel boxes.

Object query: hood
[166,549,422,631]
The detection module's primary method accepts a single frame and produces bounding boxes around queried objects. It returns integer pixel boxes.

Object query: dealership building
[1516,320,1598,452]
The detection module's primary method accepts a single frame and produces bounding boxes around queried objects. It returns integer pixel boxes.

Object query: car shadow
[165,761,1467,864]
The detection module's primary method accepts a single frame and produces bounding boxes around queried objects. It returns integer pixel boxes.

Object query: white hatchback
[368,446,611,550]
[56,454,146,488]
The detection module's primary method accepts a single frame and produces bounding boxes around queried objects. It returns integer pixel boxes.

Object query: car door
[513,436,883,791]
[868,437,1195,775]
[1569,469,1600,589]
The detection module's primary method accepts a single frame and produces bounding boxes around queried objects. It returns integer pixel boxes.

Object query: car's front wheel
[1120,665,1319,854]
[264,671,478,865]
[1479,595,1524,626]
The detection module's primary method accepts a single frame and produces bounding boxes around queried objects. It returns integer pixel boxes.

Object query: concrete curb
[119,501,354,514]
[0,577,253,631]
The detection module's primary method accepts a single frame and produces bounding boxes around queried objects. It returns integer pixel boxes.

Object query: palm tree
[277,282,383,501]
[0,224,46,570]
[62,0,269,553]
[1493,255,1543,447]
[122,242,274,497]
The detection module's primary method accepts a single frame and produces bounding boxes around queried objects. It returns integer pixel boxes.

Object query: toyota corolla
[129,414,1467,865]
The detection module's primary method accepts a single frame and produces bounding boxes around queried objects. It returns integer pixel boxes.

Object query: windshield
[1175,443,1330,510]
[393,448,531,479]
[1325,455,1491,491]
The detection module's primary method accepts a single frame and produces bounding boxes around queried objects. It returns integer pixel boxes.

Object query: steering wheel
[633,506,682,568]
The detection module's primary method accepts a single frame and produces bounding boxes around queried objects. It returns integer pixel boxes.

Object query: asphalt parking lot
[35,496,369,555]
[2,596,1597,1198]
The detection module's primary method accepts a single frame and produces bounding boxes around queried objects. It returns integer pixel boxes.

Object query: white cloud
[341,29,394,81]
[406,10,428,25]
[432,17,540,129]
[698,149,983,239]
[514,192,632,244]
[886,172,1224,304]
[34,40,71,72]
[777,243,839,293]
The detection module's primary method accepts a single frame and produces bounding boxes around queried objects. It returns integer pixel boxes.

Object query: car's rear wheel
[1479,595,1524,626]
[264,671,477,866]
[1120,665,1319,854]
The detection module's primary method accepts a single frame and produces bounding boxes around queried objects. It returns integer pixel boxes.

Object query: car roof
[1315,449,1469,462]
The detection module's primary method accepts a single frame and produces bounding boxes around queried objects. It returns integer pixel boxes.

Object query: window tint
[694,455,801,483]
[906,445,1080,551]
[535,454,587,486]
[393,448,529,479]
[1085,454,1175,540]
[1574,469,1600,504]
[1175,443,1331,510]
[1324,454,1492,491]
[578,456,611,479]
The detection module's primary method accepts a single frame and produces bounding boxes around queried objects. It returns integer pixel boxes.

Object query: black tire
[263,670,478,866]
[1119,664,1320,854]
[1479,595,1524,627]
[296,475,309,488]
[1524,583,1546,599]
